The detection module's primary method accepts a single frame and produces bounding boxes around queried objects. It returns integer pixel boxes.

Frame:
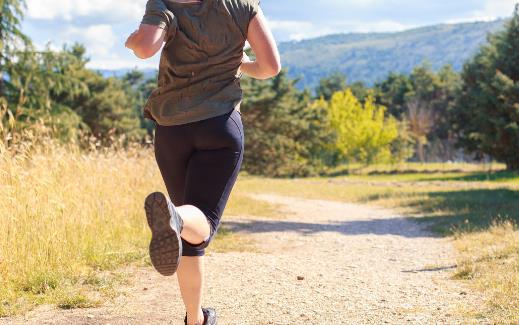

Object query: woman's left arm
[125,0,175,59]
[125,24,167,59]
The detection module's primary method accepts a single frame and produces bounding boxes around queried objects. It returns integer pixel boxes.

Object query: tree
[315,72,347,100]
[323,89,399,164]
[55,45,145,143]
[3,42,145,144]
[374,72,413,119]
[390,119,415,163]
[3,46,88,142]
[241,70,334,177]
[1,1,146,145]
[121,69,158,136]
[452,5,519,170]
[349,81,370,103]
[1,0,29,141]
[406,97,434,162]
[1,0,29,96]
[375,64,461,161]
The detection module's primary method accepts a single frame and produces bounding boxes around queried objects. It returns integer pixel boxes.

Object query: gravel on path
[1,194,485,325]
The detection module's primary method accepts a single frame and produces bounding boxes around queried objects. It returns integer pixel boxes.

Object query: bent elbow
[271,61,282,76]
[133,45,157,60]
[263,61,282,79]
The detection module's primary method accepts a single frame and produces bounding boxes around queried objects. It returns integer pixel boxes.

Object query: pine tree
[0,0,29,96]
[374,72,413,119]
[453,5,519,170]
[315,72,347,100]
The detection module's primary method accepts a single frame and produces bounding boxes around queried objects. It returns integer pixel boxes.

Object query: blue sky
[22,0,518,70]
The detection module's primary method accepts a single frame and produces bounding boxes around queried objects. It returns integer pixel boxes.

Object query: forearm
[240,61,280,80]
[126,33,153,59]
[125,32,140,53]
[125,24,167,59]
[127,0,174,59]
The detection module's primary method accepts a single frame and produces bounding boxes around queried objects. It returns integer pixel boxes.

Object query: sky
[21,0,518,70]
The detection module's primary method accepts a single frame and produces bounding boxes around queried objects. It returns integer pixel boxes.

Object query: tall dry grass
[0,138,274,316]
[454,221,519,323]
[0,141,164,315]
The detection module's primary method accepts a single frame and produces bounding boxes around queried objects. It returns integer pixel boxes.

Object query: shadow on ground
[366,188,519,235]
[222,216,435,239]
[416,171,519,183]
[228,188,519,238]
[414,189,518,233]
[402,265,458,273]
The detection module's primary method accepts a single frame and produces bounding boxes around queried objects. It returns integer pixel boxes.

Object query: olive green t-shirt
[140,0,260,126]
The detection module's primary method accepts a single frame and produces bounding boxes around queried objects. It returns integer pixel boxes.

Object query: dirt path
[2,194,484,324]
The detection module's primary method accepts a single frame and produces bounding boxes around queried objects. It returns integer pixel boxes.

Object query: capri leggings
[153,109,244,257]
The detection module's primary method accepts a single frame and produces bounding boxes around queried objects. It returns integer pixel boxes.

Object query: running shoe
[144,192,183,276]
[184,308,218,325]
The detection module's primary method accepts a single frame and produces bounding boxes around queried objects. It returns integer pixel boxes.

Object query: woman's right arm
[240,8,281,80]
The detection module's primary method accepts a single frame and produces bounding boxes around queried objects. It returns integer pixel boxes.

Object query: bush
[320,89,401,164]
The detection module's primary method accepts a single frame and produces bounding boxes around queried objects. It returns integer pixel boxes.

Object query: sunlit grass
[0,145,156,315]
[208,227,256,254]
[0,145,272,316]
[453,221,519,323]
[329,161,507,175]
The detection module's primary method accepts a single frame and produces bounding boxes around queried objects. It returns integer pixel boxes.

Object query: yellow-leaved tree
[322,89,399,164]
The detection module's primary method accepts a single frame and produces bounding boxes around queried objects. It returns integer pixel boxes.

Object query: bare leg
[177,205,211,245]
[175,205,210,325]
[177,256,205,325]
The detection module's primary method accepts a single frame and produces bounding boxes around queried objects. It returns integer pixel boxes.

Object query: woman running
[125,0,280,324]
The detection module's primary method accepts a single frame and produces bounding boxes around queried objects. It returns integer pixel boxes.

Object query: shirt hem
[149,105,239,126]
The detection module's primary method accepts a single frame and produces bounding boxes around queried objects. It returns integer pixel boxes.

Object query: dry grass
[0,145,156,315]
[454,221,519,323]
[329,161,507,176]
[0,144,274,316]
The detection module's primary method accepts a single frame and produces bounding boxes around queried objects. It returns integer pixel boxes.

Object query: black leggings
[154,109,244,256]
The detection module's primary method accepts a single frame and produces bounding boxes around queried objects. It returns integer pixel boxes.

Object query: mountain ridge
[99,19,507,89]
[279,19,506,88]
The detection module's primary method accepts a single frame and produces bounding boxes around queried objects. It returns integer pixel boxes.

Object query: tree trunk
[417,140,425,163]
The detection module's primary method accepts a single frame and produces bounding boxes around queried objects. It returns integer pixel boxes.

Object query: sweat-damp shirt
[140,0,260,126]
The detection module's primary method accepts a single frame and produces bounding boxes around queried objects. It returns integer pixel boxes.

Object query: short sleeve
[141,0,175,30]
[231,0,261,39]
[250,0,260,20]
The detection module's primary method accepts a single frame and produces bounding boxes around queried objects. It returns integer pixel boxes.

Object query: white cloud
[481,0,518,16]
[268,20,314,32]
[335,20,414,33]
[86,58,158,70]
[268,18,414,41]
[63,24,116,57]
[26,0,146,22]
[448,0,517,23]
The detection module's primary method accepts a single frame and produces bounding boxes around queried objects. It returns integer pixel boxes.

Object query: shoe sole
[144,192,181,276]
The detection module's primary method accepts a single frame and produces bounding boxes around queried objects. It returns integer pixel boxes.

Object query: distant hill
[97,68,157,80]
[99,20,506,89]
[279,19,506,88]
